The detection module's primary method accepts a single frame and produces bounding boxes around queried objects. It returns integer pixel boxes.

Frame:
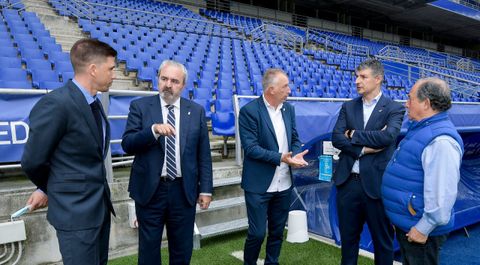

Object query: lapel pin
[188,111,191,115]
[379,109,383,112]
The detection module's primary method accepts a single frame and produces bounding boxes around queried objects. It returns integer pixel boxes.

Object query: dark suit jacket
[21,80,113,231]
[121,96,212,207]
[332,94,405,199]
[239,97,303,194]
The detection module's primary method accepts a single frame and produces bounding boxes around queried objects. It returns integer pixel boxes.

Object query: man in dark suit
[21,38,117,265]
[332,58,405,265]
[122,60,213,265]
[239,69,308,265]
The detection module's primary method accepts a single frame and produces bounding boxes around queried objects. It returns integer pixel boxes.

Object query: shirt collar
[72,78,96,105]
[262,94,283,111]
[363,92,382,106]
[159,96,180,110]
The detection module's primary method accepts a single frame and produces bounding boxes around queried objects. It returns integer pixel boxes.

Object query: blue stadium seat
[0,80,32,89]
[193,99,212,119]
[25,58,52,74]
[31,69,60,88]
[137,67,156,83]
[0,47,18,57]
[214,99,233,112]
[0,56,22,68]
[53,61,74,76]
[192,87,212,100]
[0,68,28,82]
[49,51,70,65]
[211,111,235,136]
[60,71,74,84]
[216,89,233,100]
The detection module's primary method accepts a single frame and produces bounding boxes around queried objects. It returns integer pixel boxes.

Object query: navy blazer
[239,97,303,194]
[21,80,114,231]
[122,96,212,207]
[332,94,405,199]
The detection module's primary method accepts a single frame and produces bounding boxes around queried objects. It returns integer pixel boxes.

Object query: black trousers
[336,175,394,265]
[396,227,448,265]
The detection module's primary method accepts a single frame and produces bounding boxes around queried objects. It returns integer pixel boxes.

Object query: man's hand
[344,129,355,139]
[153,123,175,136]
[406,227,428,244]
[281,150,309,168]
[27,190,48,211]
[363,147,384,154]
[197,195,212,210]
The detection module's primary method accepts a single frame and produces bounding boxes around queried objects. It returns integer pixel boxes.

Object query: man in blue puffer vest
[382,77,464,265]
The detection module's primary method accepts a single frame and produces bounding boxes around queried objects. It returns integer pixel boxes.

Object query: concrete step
[23,0,58,17]
[195,195,246,227]
[198,217,249,239]
[111,79,138,90]
[212,176,242,200]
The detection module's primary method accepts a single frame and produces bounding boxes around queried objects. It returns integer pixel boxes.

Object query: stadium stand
[0,1,479,263]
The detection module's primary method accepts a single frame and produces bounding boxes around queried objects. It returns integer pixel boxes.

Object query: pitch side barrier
[0,89,156,180]
[233,94,480,252]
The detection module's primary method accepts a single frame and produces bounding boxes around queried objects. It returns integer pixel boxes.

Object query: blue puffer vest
[381,112,463,236]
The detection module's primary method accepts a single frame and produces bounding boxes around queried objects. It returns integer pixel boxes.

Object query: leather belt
[160,176,181,182]
[350,173,360,178]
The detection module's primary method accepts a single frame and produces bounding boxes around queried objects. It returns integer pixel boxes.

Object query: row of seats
[0,10,73,89]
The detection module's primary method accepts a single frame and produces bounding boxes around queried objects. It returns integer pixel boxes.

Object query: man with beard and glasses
[122,60,213,265]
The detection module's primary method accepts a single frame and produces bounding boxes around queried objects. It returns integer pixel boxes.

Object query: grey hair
[262,68,287,90]
[416,77,452,112]
[158,60,188,85]
[356,58,384,81]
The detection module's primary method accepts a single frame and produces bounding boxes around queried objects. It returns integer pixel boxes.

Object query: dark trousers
[396,228,448,265]
[56,205,111,265]
[244,188,292,265]
[336,175,394,265]
[136,178,196,265]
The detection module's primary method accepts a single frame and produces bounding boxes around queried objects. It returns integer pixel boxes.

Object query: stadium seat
[211,111,235,137]
[0,68,28,82]
[193,99,212,119]
[31,69,60,88]
[0,56,22,68]
[0,80,32,89]
[214,99,233,112]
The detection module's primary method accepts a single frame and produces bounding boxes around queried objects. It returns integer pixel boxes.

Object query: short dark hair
[416,77,452,112]
[356,58,384,81]
[70,38,117,73]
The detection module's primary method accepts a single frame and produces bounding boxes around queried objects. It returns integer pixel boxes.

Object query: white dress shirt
[151,96,182,178]
[351,92,382,174]
[263,96,292,193]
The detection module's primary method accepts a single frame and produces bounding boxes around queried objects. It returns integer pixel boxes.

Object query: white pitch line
[231,250,264,265]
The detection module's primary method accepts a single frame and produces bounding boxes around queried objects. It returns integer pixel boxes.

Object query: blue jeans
[396,227,448,265]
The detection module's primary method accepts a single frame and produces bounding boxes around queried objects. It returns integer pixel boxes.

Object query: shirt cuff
[359,147,365,157]
[151,124,160,140]
[199,193,212,196]
[36,188,46,194]
[415,216,436,236]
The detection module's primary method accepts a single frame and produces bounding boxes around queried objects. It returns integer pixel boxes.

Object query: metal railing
[308,29,370,57]
[378,45,447,67]
[251,23,304,51]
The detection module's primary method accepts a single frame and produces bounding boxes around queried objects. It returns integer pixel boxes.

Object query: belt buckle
[160,176,169,182]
